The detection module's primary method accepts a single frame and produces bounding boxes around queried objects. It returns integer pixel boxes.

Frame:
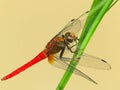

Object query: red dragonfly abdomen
[1,49,48,81]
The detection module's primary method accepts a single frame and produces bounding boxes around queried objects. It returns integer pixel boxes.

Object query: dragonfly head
[65,32,77,43]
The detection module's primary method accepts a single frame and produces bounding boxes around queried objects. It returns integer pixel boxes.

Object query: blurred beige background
[0,0,120,90]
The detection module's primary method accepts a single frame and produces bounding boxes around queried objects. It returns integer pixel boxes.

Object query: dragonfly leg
[59,46,65,58]
[65,41,78,53]
[65,42,75,53]
[59,47,71,61]
[70,43,77,49]
[70,37,79,49]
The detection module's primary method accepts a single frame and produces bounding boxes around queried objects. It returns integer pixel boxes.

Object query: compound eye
[67,36,73,42]
[65,32,73,42]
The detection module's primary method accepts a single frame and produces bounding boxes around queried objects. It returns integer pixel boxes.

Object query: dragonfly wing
[48,54,97,84]
[73,65,98,84]
[58,19,81,36]
[78,53,111,70]
[53,11,89,38]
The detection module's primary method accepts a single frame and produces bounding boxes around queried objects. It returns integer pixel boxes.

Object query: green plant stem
[56,0,117,90]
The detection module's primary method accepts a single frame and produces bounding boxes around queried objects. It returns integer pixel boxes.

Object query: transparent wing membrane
[48,55,97,84]
[48,52,111,84]
[54,52,111,70]
[53,11,89,38]
[79,53,111,70]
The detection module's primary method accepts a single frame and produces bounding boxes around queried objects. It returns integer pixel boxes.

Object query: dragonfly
[1,11,111,84]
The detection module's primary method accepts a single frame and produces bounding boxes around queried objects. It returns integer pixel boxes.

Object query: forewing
[53,52,111,70]
[78,53,111,70]
[53,11,89,39]
[58,19,81,36]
